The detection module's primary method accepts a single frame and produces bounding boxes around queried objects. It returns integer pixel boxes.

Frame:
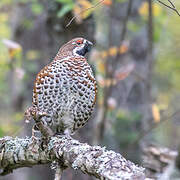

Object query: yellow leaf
[152,103,160,123]
[0,13,8,23]
[2,39,22,59]
[1,123,15,135]
[138,2,148,16]
[97,60,105,73]
[0,24,10,38]
[111,79,117,85]
[139,2,162,17]
[115,63,134,81]
[9,49,21,59]
[108,47,118,57]
[119,44,128,54]
[105,78,111,87]
[73,0,92,23]
[73,6,82,23]
[153,3,162,16]
[115,71,129,81]
[100,51,108,59]
[102,0,112,6]
[26,50,40,60]
[98,98,104,106]
[14,112,24,122]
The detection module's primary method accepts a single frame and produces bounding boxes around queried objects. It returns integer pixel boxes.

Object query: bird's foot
[29,124,41,153]
[24,106,49,123]
[29,136,41,153]
[29,124,50,152]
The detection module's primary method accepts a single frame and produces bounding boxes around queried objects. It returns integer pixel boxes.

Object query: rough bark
[142,144,178,179]
[0,136,145,180]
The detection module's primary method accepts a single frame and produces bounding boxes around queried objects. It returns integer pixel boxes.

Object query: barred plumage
[26,37,97,135]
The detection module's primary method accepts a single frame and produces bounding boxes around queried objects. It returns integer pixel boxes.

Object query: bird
[25,37,97,137]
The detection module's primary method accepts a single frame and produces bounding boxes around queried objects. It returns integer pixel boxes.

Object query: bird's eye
[76,40,83,45]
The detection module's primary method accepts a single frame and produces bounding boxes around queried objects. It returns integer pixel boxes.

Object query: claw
[29,136,41,153]
[24,106,49,123]
[36,111,49,120]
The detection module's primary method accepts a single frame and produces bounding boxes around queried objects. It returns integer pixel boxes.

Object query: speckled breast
[33,56,97,134]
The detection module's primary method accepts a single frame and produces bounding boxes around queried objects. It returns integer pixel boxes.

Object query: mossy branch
[0,135,145,179]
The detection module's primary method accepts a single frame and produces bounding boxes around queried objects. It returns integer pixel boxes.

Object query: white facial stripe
[73,47,84,57]
[83,39,87,44]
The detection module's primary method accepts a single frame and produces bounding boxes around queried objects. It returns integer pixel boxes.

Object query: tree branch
[157,0,180,16]
[0,135,145,179]
[129,109,180,148]
[143,144,178,179]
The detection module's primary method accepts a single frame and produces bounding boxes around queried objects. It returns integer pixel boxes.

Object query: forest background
[0,0,180,179]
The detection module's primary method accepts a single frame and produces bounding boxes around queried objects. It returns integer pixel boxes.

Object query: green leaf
[23,19,34,29]
[0,127,5,137]
[56,0,73,4]
[128,21,141,32]
[57,4,74,18]
[31,3,44,15]
[153,26,161,42]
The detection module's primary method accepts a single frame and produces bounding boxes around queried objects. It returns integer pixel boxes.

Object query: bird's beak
[85,40,93,52]
[87,41,93,46]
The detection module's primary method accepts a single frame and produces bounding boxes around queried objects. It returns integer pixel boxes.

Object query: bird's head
[60,37,93,57]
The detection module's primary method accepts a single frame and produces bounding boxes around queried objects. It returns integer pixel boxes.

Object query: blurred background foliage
[0,0,180,179]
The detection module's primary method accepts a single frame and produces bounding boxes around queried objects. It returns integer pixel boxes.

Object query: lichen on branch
[0,135,145,179]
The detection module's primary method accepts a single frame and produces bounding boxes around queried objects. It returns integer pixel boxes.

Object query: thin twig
[66,0,105,27]
[129,109,180,148]
[157,0,180,16]
[168,0,175,8]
